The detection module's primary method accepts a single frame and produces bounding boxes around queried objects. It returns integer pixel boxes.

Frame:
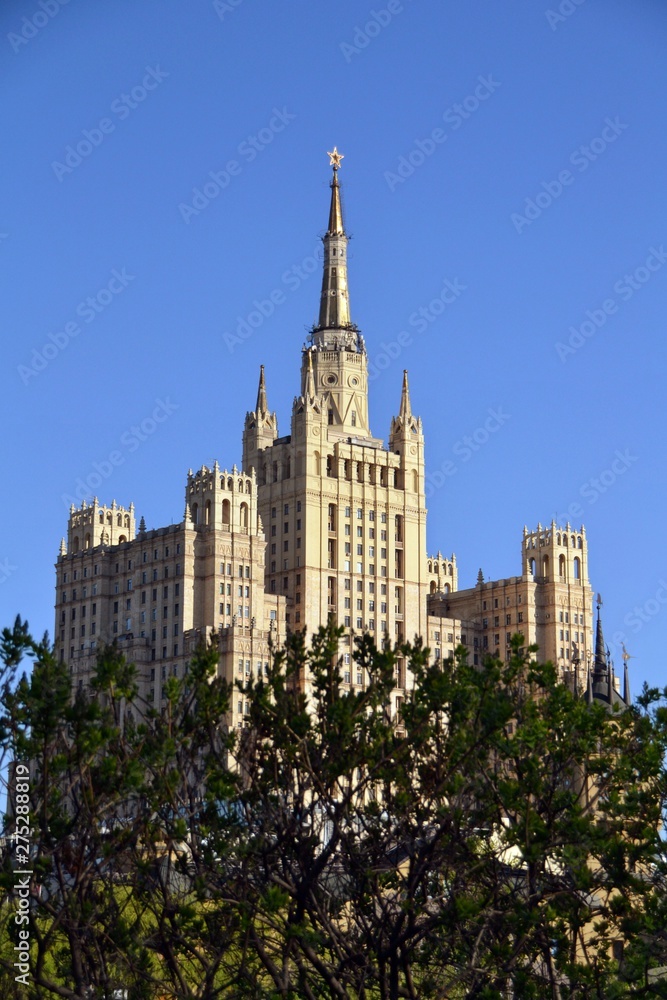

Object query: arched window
[246,479,251,493]
[571,535,576,548]
[240,503,249,530]
[557,533,561,545]
[84,533,91,549]
[119,535,127,545]
[559,554,566,577]
[577,536,582,549]
[573,557,581,580]
[444,583,450,594]
[191,503,199,525]
[205,500,211,526]
[542,555,549,578]
[430,581,436,594]
[530,557,536,577]
[222,499,230,526]
[99,512,104,524]
[117,514,122,526]
[73,536,80,554]
[124,515,130,528]
[428,561,433,573]
[107,512,112,524]
[227,477,233,490]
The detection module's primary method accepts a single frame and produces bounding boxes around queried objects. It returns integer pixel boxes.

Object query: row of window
[61,544,182,584]
[482,595,524,610]
[220,563,252,578]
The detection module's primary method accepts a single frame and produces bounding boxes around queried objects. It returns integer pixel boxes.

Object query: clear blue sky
[2,0,666,697]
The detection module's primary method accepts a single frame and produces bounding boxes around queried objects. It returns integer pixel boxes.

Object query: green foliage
[1,619,667,998]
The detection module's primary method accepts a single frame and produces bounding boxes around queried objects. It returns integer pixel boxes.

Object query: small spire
[139,516,146,533]
[59,537,67,556]
[256,365,268,417]
[184,501,193,525]
[477,568,484,586]
[399,370,412,421]
[594,594,607,675]
[622,644,632,705]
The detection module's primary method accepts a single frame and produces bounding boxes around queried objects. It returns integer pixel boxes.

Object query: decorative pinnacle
[399,370,412,421]
[327,146,344,171]
[256,364,268,417]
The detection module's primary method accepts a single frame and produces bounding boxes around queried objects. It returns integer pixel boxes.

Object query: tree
[1,618,667,998]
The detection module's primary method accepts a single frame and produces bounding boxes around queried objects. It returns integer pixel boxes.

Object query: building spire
[594,593,608,676]
[326,147,345,235]
[622,645,632,705]
[399,370,412,421]
[256,364,268,418]
[314,148,354,336]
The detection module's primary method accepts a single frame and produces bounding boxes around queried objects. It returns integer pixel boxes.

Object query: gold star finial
[327,147,344,170]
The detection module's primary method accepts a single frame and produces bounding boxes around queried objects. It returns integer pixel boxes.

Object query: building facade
[54,151,628,720]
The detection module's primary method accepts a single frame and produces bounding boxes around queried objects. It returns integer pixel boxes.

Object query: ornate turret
[390,370,422,439]
[243,364,278,476]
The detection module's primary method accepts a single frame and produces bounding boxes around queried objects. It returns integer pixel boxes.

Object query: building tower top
[311,148,361,350]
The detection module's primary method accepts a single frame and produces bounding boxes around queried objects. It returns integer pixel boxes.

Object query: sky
[2,0,666,697]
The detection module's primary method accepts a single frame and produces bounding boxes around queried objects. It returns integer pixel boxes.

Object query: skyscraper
[55,151,626,723]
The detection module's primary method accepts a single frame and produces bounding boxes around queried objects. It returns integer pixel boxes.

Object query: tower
[242,150,429,667]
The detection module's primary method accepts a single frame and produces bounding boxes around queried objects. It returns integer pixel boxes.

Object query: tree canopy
[2,618,667,999]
